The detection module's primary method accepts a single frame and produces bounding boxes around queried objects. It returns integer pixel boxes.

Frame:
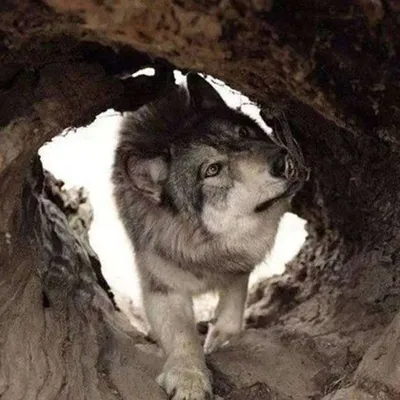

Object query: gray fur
[112,73,299,400]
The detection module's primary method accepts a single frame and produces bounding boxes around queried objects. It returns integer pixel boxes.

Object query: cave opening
[37,69,308,333]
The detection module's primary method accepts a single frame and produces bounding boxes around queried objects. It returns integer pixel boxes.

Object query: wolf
[112,72,301,400]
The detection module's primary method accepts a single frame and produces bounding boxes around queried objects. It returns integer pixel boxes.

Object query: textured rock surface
[1,1,400,399]
[1,157,165,400]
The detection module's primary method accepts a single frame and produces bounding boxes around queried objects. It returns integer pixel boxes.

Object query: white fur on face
[201,157,287,236]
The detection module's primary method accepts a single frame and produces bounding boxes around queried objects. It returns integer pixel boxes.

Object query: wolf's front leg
[143,287,212,400]
[204,273,249,354]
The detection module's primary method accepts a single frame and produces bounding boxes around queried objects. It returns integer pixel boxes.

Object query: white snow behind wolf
[112,72,306,400]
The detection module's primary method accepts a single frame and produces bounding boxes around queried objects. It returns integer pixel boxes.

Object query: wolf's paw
[204,323,241,354]
[157,365,212,400]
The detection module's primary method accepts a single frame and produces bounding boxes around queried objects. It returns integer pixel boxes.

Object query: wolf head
[114,73,296,236]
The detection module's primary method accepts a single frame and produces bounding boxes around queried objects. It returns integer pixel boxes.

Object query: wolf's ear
[187,72,226,110]
[125,155,168,203]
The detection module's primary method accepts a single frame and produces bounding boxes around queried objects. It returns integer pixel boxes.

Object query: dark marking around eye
[237,125,268,141]
[239,126,250,138]
[204,163,221,178]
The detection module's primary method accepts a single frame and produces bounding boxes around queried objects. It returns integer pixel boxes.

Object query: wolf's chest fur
[132,197,287,294]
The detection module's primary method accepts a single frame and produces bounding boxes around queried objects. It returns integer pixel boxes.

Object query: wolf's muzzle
[261,109,310,184]
[284,153,310,183]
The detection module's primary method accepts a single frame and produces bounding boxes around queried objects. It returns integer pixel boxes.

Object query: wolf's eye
[204,163,222,178]
[239,127,251,138]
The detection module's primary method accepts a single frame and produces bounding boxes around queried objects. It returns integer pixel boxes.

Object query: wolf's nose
[270,150,286,177]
